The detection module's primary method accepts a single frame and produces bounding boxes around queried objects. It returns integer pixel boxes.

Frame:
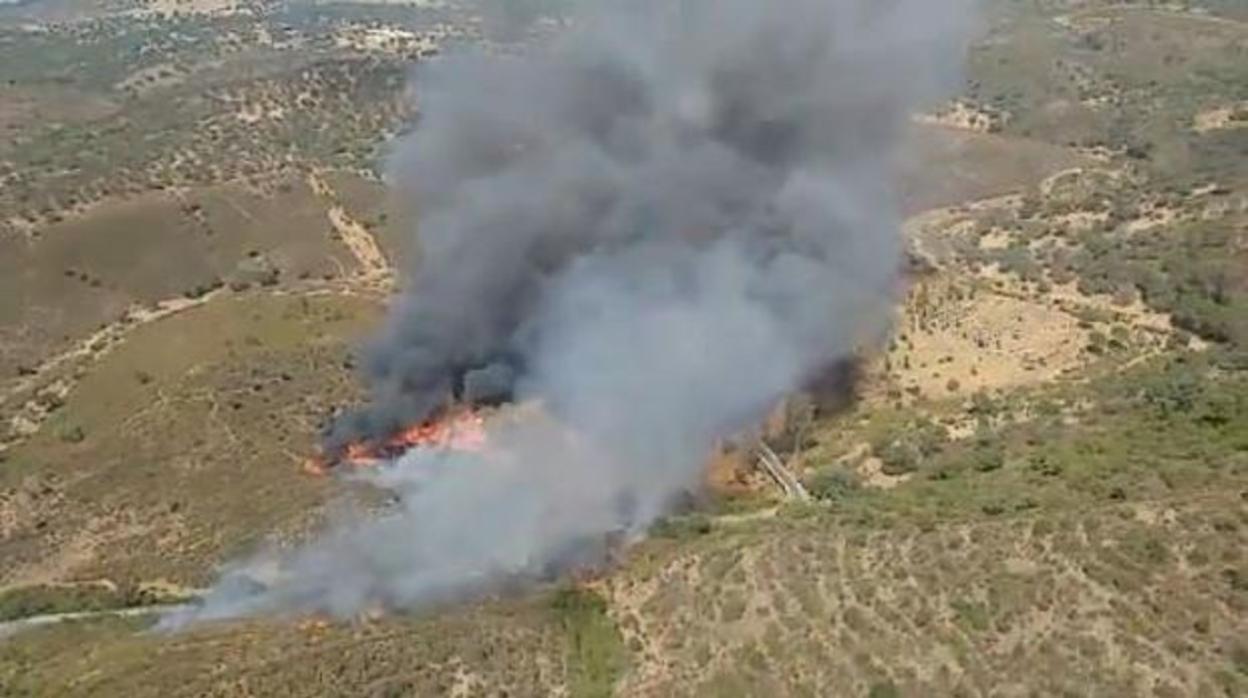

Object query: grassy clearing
[900,126,1086,214]
[0,291,382,588]
[551,587,630,698]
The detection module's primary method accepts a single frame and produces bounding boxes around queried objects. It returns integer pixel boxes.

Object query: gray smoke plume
[165,0,972,626]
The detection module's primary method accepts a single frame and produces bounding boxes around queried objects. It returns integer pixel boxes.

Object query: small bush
[806,469,860,502]
[871,418,948,476]
[971,442,1005,473]
[56,424,86,444]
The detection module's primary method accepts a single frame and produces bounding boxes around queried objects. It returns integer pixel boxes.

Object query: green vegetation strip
[802,349,1247,527]
[549,587,629,698]
[0,584,188,624]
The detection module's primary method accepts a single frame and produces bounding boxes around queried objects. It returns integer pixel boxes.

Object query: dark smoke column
[172,0,973,625]
[331,0,973,450]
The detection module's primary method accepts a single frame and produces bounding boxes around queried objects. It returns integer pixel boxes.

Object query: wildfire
[303,409,487,476]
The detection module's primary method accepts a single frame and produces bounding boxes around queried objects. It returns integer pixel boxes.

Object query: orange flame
[303,409,486,477]
[383,410,486,453]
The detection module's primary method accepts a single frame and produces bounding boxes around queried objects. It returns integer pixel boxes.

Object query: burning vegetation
[305,407,487,476]
[167,0,972,627]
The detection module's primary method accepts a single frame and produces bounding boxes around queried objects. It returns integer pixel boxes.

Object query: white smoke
[165,0,973,627]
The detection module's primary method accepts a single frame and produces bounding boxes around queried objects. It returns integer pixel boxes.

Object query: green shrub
[549,588,628,698]
[806,469,860,502]
[56,424,86,444]
[871,418,949,476]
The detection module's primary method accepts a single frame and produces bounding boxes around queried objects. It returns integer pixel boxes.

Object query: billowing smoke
[165,0,971,626]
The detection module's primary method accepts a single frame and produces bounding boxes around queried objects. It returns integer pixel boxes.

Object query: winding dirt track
[0,275,389,460]
[0,292,224,411]
[306,170,394,287]
[2,169,396,434]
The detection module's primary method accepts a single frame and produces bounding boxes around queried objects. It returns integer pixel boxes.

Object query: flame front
[304,409,486,476]
[384,411,487,454]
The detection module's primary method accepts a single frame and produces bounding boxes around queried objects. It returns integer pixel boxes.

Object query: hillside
[1,1,1245,697]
